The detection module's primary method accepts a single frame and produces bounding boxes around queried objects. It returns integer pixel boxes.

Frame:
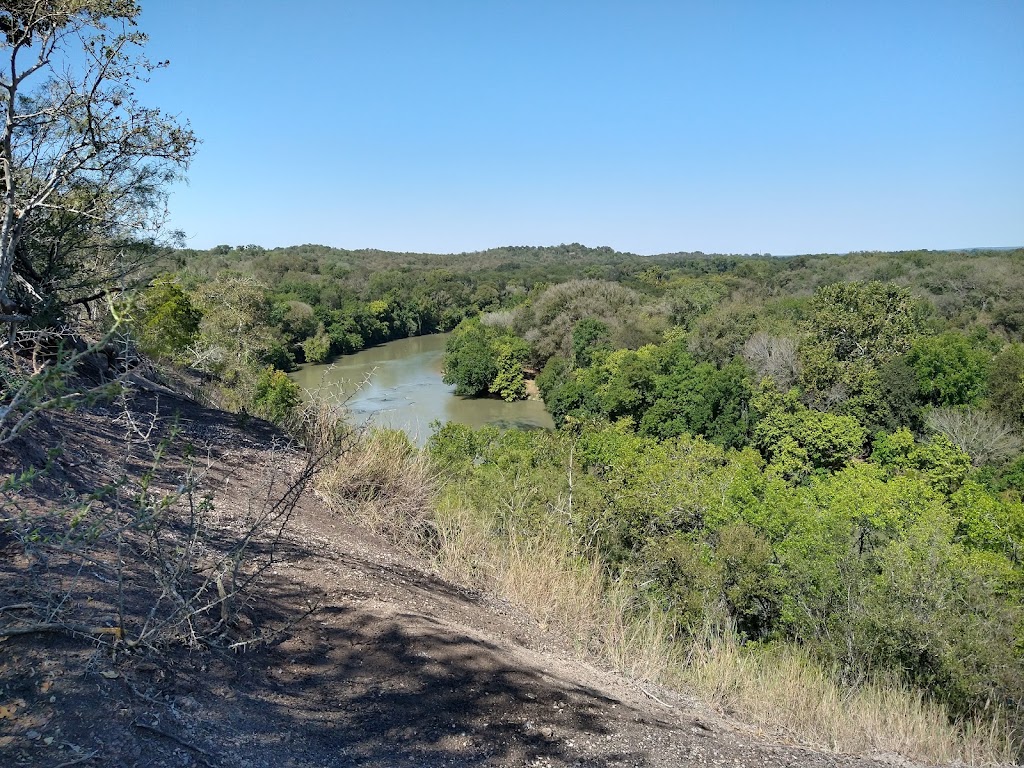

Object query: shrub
[252,366,302,424]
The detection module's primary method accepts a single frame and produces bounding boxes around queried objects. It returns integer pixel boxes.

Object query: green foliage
[133,277,202,360]
[751,384,866,477]
[544,375,603,427]
[799,281,924,413]
[988,343,1024,426]
[489,335,530,401]
[442,319,498,397]
[535,355,569,401]
[872,357,924,433]
[906,332,990,407]
[591,346,660,422]
[715,522,784,638]
[193,275,290,372]
[300,326,332,364]
[514,279,663,364]
[442,318,530,400]
[688,300,764,365]
[871,429,972,494]
[999,454,1024,495]
[572,318,610,368]
[948,481,1024,556]
[427,421,482,473]
[251,367,302,424]
[807,281,922,363]
[543,335,753,450]
[859,514,1023,712]
[640,355,752,449]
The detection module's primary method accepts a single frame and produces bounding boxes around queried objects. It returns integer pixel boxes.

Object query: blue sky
[139,1,1023,255]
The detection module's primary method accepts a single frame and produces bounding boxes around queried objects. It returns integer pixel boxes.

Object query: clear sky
[138,1,1023,255]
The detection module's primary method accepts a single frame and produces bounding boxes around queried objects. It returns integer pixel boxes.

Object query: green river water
[288,334,554,445]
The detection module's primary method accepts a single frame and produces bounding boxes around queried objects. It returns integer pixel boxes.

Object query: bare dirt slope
[1,384,916,767]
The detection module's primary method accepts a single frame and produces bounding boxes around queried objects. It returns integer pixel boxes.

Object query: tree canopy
[0,0,196,323]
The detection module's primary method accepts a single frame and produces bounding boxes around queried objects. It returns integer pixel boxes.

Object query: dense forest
[126,242,1024,737]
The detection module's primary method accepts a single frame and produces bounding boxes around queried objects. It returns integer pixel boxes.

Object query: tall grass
[317,428,435,547]
[684,631,1019,765]
[432,500,685,682]
[320,436,1021,766]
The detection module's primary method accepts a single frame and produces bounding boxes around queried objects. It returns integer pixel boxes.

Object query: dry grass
[683,631,1019,766]
[433,504,601,638]
[432,502,683,682]
[596,585,682,683]
[318,428,435,547]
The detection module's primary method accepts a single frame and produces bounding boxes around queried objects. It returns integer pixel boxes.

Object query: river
[288,334,554,444]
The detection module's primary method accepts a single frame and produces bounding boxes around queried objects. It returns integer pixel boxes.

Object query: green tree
[871,428,972,494]
[872,357,924,433]
[193,276,290,373]
[300,325,332,364]
[640,355,751,449]
[443,319,497,397]
[536,355,569,401]
[595,346,660,422]
[443,318,532,401]
[252,366,301,424]
[752,384,866,476]
[277,300,319,351]
[906,332,990,407]
[988,343,1024,426]
[572,318,610,368]
[0,1,197,319]
[799,282,924,412]
[489,335,530,401]
[133,278,201,360]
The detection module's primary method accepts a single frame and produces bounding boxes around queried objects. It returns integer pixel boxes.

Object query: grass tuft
[318,428,435,547]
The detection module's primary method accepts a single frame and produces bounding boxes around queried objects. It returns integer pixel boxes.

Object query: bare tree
[0,0,196,324]
[742,332,800,391]
[926,407,1023,466]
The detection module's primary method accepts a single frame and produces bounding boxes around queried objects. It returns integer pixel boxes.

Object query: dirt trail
[1,386,916,767]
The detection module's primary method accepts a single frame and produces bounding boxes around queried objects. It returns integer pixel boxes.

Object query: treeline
[139,242,1024,431]
[170,242,1024,369]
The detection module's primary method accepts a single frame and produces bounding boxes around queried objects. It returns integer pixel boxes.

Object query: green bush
[133,277,202,360]
[252,367,302,424]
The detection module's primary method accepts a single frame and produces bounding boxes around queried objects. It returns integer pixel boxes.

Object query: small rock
[26,730,41,740]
